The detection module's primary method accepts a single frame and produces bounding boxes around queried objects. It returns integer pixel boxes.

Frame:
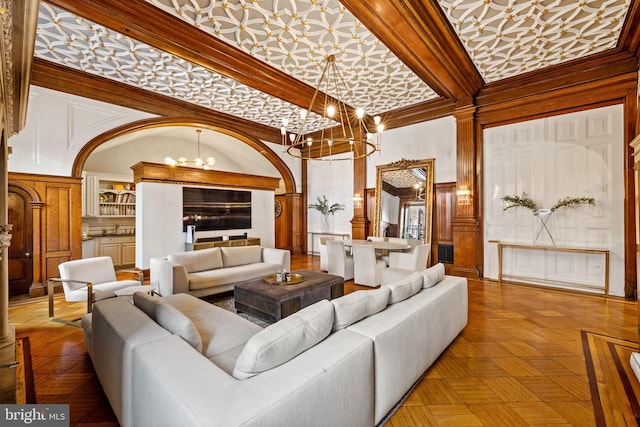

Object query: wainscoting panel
[484,105,623,296]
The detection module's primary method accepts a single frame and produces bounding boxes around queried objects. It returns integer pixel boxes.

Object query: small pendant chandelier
[164,129,215,169]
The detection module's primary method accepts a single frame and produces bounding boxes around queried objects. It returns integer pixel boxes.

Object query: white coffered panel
[483,104,623,296]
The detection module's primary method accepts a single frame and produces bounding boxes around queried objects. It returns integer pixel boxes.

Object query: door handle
[25,252,31,258]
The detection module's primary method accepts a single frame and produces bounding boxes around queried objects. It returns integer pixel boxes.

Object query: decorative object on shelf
[280,55,384,162]
[501,192,596,245]
[0,224,13,261]
[164,129,215,169]
[308,195,345,233]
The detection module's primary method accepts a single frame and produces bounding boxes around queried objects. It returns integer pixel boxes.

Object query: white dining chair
[387,237,408,245]
[327,240,354,281]
[367,235,385,242]
[319,236,335,271]
[352,244,386,287]
[388,244,430,271]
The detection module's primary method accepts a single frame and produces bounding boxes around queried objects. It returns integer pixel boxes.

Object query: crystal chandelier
[281,55,384,161]
[164,129,215,169]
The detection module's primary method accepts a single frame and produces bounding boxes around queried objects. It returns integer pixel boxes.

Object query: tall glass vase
[321,215,332,233]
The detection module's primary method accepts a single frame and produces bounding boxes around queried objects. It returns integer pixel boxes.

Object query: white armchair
[48,256,143,324]
[327,240,354,281]
[352,244,386,287]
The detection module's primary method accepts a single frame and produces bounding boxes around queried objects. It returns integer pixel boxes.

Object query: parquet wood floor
[8,254,640,426]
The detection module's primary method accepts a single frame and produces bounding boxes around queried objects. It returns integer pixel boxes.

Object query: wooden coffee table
[234,270,344,323]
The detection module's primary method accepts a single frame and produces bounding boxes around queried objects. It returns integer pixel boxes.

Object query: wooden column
[451,104,481,278]
[351,156,369,240]
[0,135,10,342]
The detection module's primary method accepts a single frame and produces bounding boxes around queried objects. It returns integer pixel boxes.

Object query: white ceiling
[35,1,630,131]
[32,1,631,174]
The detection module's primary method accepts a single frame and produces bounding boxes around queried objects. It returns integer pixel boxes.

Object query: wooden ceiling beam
[31,59,282,144]
[341,0,483,101]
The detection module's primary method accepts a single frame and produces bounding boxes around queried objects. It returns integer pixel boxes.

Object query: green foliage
[551,196,595,212]
[501,192,538,212]
[501,192,596,212]
[308,195,344,215]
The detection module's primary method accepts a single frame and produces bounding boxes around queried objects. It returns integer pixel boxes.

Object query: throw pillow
[386,272,423,304]
[221,246,262,268]
[232,299,334,380]
[167,247,223,273]
[331,287,390,331]
[132,291,159,321]
[155,301,203,353]
[422,263,445,288]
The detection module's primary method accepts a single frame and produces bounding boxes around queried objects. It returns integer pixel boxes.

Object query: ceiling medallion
[280,54,383,162]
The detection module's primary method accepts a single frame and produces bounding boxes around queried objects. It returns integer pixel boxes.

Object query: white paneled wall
[484,104,624,296]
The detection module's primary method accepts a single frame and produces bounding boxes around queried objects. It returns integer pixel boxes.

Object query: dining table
[342,239,411,252]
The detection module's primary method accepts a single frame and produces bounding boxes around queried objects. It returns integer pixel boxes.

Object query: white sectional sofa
[82,263,467,427]
[150,245,291,297]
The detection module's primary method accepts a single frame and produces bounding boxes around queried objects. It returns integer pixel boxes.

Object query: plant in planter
[501,192,595,245]
[308,195,344,232]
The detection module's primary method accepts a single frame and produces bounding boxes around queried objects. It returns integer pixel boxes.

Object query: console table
[194,237,260,250]
[497,242,610,295]
[307,231,350,255]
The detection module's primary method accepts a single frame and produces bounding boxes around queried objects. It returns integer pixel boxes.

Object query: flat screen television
[183,187,251,231]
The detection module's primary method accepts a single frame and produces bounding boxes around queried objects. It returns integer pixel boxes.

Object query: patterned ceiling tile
[34,2,334,132]
[438,0,630,82]
[145,0,438,114]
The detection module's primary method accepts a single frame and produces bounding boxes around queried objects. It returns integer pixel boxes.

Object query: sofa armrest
[262,247,291,270]
[150,258,189,296]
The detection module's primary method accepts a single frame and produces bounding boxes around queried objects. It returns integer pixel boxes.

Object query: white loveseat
[150,245,291,297]
[82,263,467,427]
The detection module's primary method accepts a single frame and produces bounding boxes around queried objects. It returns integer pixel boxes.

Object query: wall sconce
[353,193,363,209]
[456,185,471,206]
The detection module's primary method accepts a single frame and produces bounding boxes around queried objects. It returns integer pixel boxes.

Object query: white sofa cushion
[386,271,423,304]
[221,246,262,267]
[156,301,203,353]
[232,299,334,380]
[133,291,159,321]
[331,287,390,331]
[422,263,445,288]
[167,247,223,273]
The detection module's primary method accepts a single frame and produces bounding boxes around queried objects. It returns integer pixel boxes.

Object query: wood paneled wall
[275,193,304,255]
[8,173,82,288]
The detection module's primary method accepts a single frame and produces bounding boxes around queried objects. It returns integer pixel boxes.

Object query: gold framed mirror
[373,158,435,246]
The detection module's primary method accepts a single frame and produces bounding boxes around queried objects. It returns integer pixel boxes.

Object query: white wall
[136,182,275,269]
[8,86,156,176]
[305,116,456,246]
[483,104,624,296]
[366,116,457,188]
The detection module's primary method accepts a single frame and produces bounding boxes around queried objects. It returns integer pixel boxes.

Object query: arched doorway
[8,186,34,296]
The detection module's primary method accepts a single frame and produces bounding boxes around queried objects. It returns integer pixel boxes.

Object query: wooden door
[8,188,33,296]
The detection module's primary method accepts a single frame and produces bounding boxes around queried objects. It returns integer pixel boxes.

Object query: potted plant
[308,195,344,232]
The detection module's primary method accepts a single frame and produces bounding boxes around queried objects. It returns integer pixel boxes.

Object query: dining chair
[387,237,407,244]
[352,244,386,287]
[48,256,144,324]
[367,236,385,242]
[319,236,335,271]
[388,244,430,271]
[327,240,354,281]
